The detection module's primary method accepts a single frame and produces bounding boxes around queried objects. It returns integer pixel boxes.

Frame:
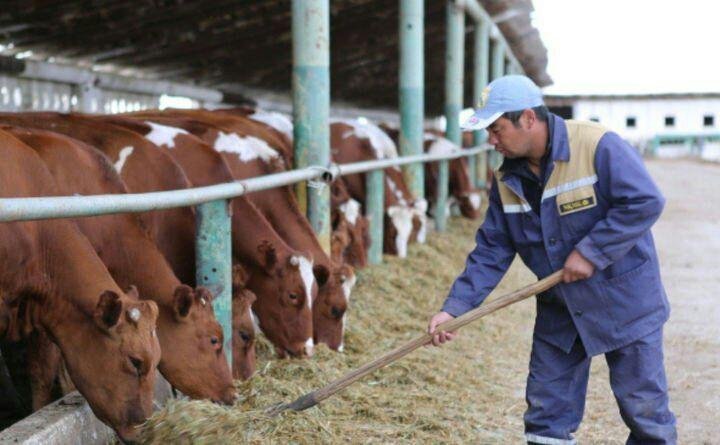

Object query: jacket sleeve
[441,178,517,317]
[575,132,665,270]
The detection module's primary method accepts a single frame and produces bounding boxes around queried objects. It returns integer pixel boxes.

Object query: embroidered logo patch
[479,86,491,108]
[559,196,595,214]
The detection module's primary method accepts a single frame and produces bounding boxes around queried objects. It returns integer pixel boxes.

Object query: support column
[366,170,385,265]
[472,17,490,189]
[440,0,465,232]
[196,200,232,365]
[76,77,102,113]
[399,0,425,199]
[292,0,331,254]
[489,37,506,169]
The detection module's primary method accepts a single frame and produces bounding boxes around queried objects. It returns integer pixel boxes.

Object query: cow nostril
[331,306,344,319]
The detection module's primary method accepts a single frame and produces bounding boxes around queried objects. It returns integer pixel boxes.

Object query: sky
[531,0,720,95]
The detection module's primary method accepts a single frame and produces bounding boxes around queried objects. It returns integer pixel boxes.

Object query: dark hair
[502,105,549,127]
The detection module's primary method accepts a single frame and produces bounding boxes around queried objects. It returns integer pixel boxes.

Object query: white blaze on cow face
[341,273,357,301]
[387,206,414,258]
[386,177,408,206]
[143,121,189,148]
[113,146,134,173]
[250,310,262,335]
[291,255,315,311]
[467,191,482,210]
[304,337,314,357]
[214,132,280,163]
[339,198,361,226]
[413,198,429,244]
[250,110,294,142]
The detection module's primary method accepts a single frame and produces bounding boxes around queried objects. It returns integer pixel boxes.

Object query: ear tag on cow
[128,308,141,323]
[200,297,207,307]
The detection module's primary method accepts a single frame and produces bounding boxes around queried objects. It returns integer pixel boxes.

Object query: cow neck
[31,131,181,306]
[240,163,331,269]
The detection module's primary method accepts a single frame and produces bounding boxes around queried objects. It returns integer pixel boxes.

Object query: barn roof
[0,0,551,115]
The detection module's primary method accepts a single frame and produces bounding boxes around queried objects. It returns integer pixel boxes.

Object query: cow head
[248,241,315,359]
[311,263,355,351]
[57,287,160,443]
[456,189,483,219]
[449,158,482,219]
[155,285,236,405]
[336,198,369,268]
[231,264,257,380]
[385,205,415,257]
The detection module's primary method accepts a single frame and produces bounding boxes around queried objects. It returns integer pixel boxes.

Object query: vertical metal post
[292,0,331,254]
[76,78,102,113]
[472,17,490,189]
[196,200,232,365]
[488,37,506,169]
[366,170,385,265]
[399,0,425,199]
[441,1,464,232]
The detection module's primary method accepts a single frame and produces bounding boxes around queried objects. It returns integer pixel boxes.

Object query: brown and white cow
[331,179,369,268]
[0,128,160,443]
[423,131,482,219]
[5,125,236,403]
[123,110,354,351]
[226,107,370,269]
[330,118,428,258]
[381,126,482,220]
[231,264,257,380]
[91,114,315,360]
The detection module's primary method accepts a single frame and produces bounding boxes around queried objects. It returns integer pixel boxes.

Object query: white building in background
[545,93,720,161]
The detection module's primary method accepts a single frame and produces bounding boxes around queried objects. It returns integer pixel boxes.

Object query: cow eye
[288,293,299,301]
[210,336,219,346]
[239,331,251,342]
[129,356,143,376]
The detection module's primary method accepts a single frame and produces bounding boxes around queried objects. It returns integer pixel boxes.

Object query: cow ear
[257,241,277,270]
[172,285,194,320]
[94,290,123,331]
[232,264,249,290]
[313,264,330,287]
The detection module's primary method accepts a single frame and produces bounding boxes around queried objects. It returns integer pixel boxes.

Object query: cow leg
[27,330,62,411]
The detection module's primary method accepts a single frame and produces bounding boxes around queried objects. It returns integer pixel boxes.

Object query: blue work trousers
[524,328,676,444]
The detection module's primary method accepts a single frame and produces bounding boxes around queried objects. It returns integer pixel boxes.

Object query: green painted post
[399,0,425,200]
[196,199,232,365]
[441,0,464,232]
[366,169,385,265]
[292,0,331,254]
[472,17,490,189]
[488,37,506,169]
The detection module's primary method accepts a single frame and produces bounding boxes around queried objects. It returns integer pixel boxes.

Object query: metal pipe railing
[0,146,491,223]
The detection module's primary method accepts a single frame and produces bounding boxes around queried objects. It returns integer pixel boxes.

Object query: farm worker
[427,75,676,444]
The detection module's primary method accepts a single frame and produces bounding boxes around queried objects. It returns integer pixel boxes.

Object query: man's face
[486,115,532,159]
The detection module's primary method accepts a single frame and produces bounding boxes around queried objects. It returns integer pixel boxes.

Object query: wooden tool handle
[267,270,564,416]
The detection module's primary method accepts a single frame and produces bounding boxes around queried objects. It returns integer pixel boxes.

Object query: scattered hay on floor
[141,216,540,444]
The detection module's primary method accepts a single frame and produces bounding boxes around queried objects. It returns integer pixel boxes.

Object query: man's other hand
[563,249,595,283]
[427,311,458,346]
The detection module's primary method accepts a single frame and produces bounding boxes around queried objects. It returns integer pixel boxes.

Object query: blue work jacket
[442,115,670,356]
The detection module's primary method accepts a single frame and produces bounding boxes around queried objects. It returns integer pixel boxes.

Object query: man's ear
[522,108,536,129]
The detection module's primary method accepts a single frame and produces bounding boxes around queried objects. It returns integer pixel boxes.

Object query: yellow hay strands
[141,216,542,444]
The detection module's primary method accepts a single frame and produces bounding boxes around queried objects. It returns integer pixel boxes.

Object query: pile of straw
[141,216,545,444]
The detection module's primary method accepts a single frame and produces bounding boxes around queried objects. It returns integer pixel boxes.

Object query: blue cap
[461,75,544,131]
